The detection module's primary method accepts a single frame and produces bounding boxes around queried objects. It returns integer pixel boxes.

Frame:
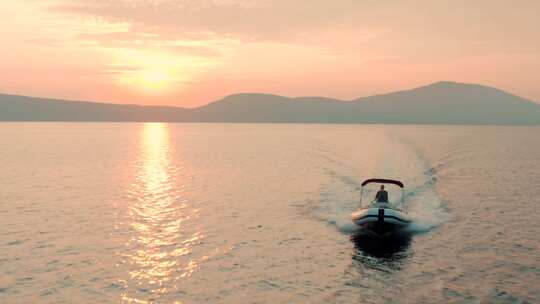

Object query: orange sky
[1,0,539,107]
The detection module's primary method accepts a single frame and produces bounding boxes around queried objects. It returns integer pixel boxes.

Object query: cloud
[42,0,540,61]
[45,0,374,41]
[75,30,223,57]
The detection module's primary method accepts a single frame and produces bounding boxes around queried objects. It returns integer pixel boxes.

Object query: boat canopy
[361,178,404,188]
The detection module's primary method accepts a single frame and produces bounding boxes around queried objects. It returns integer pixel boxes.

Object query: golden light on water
[120,123,204,303]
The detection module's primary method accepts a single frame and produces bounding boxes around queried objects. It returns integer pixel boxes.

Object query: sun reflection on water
[120,123,204,303]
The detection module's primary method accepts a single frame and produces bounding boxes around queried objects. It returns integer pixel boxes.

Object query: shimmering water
[1,123,539,303]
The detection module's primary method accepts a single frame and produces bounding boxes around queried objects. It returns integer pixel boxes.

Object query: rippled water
[1,123,539,303]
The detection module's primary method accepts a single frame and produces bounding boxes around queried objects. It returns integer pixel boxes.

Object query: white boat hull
[351,206,411,236]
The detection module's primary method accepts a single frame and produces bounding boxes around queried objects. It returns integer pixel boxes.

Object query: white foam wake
[314,131,451,235]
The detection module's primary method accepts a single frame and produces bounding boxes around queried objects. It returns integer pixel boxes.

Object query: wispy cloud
[43,0,540,58]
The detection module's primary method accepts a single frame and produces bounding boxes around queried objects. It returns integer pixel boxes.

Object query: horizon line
[0,80,536,108]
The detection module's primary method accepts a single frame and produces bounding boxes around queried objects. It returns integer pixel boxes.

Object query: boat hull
[351,207,411,236]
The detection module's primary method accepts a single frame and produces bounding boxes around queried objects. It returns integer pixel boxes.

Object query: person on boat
[374,185,389,203]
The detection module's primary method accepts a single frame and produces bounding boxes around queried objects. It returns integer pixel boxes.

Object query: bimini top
[361,178,404,188]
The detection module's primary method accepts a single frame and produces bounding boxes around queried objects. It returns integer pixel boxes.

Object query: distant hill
[1,81,539,124]
[0,94,190,122]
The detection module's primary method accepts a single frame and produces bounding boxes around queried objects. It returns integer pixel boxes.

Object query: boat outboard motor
[377,209,385,225]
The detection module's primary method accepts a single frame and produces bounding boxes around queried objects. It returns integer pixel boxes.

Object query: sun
[138,68,172,92]
[110,51,182,94]
[109,48,219,95]
[115,65,177,94]
[114,65,176,94]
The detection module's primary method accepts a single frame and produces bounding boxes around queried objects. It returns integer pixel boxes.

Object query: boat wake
[313,132,451,237]
[317,167,365,235]
[403,171,450,234]
[399,156,452,234]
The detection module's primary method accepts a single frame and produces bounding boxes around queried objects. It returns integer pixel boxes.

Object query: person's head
[380,185,385,190]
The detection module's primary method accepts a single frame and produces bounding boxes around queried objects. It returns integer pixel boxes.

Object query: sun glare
[118,65,176,94]
[138,68,173,92]
[110,51,183,94]
[105,45,224,97]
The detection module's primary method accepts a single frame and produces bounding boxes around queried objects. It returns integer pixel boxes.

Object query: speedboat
[351,178,412,237]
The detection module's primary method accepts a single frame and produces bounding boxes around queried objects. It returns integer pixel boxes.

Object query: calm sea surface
[1,123,539,303]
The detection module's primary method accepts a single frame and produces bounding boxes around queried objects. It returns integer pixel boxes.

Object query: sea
[0,123,539,303]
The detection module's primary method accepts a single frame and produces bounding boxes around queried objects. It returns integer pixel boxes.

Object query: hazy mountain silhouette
[0,94,190,122]
[1,81,539,124]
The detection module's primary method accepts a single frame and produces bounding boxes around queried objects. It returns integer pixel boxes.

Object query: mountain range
[1,81,539,124]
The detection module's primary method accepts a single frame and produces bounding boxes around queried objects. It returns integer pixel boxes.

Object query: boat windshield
[360,178,405,206]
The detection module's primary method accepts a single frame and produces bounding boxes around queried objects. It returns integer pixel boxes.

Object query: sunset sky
[1,0,539,107]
